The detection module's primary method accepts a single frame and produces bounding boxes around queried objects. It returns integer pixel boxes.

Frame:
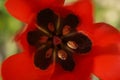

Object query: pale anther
[58,50,67,60]
[62,25,71,35]
[46,48,53,58]
[67,41,78,49]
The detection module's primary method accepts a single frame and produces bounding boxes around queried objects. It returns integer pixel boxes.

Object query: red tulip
[2,0,120,80]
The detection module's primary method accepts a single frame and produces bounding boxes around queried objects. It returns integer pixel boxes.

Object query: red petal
[5,0,65,23]
[2,52,55,80]
[92,23,120,46]
[2,52,92,80]
[91,23,120,80]
[93,55,120,80]
[50,54,93,80]
[65,0,93,29]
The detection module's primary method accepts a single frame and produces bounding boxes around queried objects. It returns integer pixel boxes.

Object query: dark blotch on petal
[34,46,53,70]
[37,8,58,31]
[27,30,41,45]
[63,33,92,53]
[64,14,79,28]
[60,58,75,71]
[57,14,79,36]
[57,49,75,71]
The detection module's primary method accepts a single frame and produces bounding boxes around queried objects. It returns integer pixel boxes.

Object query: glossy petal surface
[65,0,93,29]
[51,53,93,80]
[2,53,55,80]
[2,51,93,80]
[91,23,120,80]
[5,0,64,23]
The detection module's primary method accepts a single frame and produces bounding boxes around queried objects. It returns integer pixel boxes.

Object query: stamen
[34,9,89,71]
[35,24,52,37]
[67,41,78,49]
[62,25,71,35]
[58,50,67,60]
[39,36,48,43]
[56,16,60,31]
[48,23,55,32]
[46,48,53,58]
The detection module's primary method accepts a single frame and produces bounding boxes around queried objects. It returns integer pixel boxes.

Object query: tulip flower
[2,0,120,80]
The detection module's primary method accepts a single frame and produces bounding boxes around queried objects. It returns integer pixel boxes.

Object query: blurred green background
[0,0,120,80]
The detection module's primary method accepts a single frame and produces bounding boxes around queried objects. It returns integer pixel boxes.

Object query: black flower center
[27,8,92,71]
